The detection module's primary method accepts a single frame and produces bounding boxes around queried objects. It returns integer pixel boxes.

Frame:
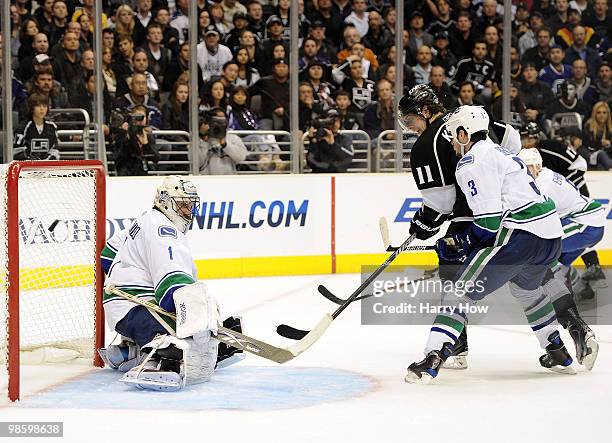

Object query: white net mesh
[0,163,101,399]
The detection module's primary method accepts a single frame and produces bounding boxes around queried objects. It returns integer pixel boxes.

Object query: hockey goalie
[98,176,243,391]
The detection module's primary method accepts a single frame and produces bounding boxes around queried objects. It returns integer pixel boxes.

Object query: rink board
[103,173,612,278]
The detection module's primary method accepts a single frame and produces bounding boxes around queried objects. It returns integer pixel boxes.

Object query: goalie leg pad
[173,282,221,338]
[184,332,219,385]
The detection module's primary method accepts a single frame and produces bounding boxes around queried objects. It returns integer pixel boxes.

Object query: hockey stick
[380,216,431,252]
[106,285,331,364]
[276,234,417,340]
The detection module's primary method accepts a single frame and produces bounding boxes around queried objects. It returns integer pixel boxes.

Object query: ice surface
[2,273,611,443]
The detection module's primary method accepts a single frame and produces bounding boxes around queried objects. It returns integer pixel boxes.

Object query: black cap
[531,11,544,19]
[307,59,325,69]
[434,31,449,40]
[568,7,581,15]
[409,10,424,20]
[232,12,247,22]
[273,57,288,66]
[522,62,538,71]
[266,15,283,27]
[516,2,529,10]
[311,20,326,28]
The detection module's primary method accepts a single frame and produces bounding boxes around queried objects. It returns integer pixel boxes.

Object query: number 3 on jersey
[467,180,478,196]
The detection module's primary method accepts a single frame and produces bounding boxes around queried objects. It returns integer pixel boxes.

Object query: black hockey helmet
[398,84,444,130]
[519,121,541,138]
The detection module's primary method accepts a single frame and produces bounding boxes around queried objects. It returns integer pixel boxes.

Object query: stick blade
[276,324,309,340]
[379,217,391,250]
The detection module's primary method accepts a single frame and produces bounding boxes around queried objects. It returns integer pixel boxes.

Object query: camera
[312,108,340,138]
[208,116,227,139]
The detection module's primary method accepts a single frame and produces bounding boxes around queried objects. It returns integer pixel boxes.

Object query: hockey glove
[409,207,443,240]
[435,232,474,263]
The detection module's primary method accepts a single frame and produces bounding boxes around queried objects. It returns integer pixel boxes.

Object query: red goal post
[1,161,106,401]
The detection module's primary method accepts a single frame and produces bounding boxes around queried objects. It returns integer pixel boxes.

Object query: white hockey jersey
[455,139,564,240]
[103,208,198,331]
[536,167,606,227]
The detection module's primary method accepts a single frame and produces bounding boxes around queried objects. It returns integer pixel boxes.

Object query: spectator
[13,93,60,161]
[200,79,229,114]
[383,6,397,37]
[484,25,503,70]
[535,0,556,19]
[491,81,527,127]
[102,28,115,51]
[72,0,108,34]
[234,46,261,87]
[34,0,55,33]
[332,58,377,117]
[510,46,523,82]
[113,35,135,86]
[238,30,262,67]
[196,108,248,175]
[431,31,457,75]
[299,37,331,73]
[514,2,532,36]
[170,0,189,43]
[75,11,93,48]
[546,0,570,34]
[162,42,204,93]
[197,26,233,82]
[18,17,40,62]
[476,0,500,35]
[306,61,336,109]
[52,31,86,106]
[298,82,324,132]
[22,66,70,118]
[133,0,154,46]
[114,72,162,129]
[335,89,361,130]
[584,0,612,40]
[249,58,290,130]
[154,7,180,55]
[79,72,112,129]
[364,78,395,141]
[564,25,602,77]
[228,86,283,172]
[583,101,612,169]
[448,39,496,99]
[571,59,600,105]
[519,11,546,56]
[223,0,247,29]
[348,42,375,78]
[306,107,354,173]
[247,0,266,41]
[413,45,433,85]
[309,1,344,46]
[449,11,479,59]
[519,62,556,124]
[144,23,172,84]
[262,16,288,65]
[162,81,189,132]
[17,32,49,82]
[336,25,379,72]
[111,104,158,176]
[363,10,392,56]
[538,45,572,90]
[47,1,69,47]
[224,12,249,51]
[407,11,434,62]
[102,47,117,98]
[344,0,369,38]
[426,0,456,36]
[452,81,483,109]
[594,62,611,102]
[130,49,160,101]
[428,65,455,109]
[522,27,554,72]
[198,9,212,41]
[209,2,230,36]
[114,4,136,41]
[546,79,591,122]
[555,8,585,49]
[273,0,292,40]
[308,20,338,64]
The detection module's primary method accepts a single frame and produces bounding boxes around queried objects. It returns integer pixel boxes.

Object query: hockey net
[0,161,105,401]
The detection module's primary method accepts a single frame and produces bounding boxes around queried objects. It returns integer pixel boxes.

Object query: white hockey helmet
[154,176,200,234]
[445,105,490,154]
[517,148,543,167]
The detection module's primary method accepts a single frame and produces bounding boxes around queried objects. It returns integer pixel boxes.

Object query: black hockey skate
[581,264,607,289]
[405,342,454,384]
[566,309,598,370]
[443,327,468,369]
[539,331,576,375]
[216,316,245,369]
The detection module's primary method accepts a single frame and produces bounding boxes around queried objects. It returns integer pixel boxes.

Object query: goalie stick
[276,234,417,340]
[106,285,331,364]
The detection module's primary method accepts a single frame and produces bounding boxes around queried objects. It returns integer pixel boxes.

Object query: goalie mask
[154,176,200,234]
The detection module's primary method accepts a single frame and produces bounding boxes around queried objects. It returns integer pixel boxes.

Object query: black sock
[581,251,599,267]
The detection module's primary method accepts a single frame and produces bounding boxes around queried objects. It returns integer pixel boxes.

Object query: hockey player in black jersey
[398,85,596,370]
[521,122,607,294]
[13,93,60,161]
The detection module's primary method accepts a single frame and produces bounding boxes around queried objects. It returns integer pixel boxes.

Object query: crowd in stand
[1,0,611,174]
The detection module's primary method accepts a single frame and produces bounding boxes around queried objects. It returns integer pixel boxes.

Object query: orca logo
[158,225,177,238]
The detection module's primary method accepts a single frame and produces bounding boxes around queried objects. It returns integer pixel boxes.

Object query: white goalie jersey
[104,208,198,331]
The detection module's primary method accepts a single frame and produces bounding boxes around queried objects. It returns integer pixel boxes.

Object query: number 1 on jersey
[168,246,173,260]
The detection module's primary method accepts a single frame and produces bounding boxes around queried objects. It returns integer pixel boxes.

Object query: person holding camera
[111,104,158,176]
[196,108,248,175]
[306,107,354,173]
